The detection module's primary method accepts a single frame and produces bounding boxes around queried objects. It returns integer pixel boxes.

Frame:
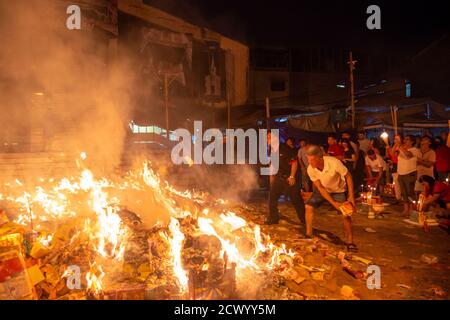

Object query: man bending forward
[305,145,357,252]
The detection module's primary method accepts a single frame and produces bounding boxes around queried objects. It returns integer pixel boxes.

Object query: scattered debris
[364,228,376,233]
[429,286,446,298]
[402,233,419,240]
[396,284,412,290]
[420,254,439,265]
[340,285,358,299]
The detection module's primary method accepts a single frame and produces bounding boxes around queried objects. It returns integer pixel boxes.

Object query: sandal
[346,243,358,253]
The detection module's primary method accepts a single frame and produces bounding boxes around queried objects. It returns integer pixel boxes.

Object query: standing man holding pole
[266,132,306,227]
[305,145,358,252]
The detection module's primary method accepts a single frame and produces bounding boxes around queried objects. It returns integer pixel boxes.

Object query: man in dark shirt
[266,132,306,226]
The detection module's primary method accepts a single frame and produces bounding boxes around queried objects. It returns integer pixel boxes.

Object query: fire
[168,217,189,292]
[219,212,246,231]
[1,158,296,298]
[39,233,53,247]
[85,263,105,295]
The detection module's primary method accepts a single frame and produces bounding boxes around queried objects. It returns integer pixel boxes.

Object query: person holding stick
[397,135,421,217]
[266,132,306,226]
[387,134,403,201]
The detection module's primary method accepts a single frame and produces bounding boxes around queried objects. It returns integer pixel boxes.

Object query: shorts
[306,188,347,209]
[398,171,417,201]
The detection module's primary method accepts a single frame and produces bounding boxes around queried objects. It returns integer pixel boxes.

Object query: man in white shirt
[365,149,386,193]
[415,136,436,192]
[357,131,371,154]
[306,145,357,252]
[397,135,421,216]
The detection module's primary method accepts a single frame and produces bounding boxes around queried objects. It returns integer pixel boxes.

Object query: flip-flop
[346,243,358,253]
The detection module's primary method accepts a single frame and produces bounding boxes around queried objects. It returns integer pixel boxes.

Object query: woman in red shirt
[386,134,402,201]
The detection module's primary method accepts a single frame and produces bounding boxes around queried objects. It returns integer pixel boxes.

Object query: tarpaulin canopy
[355,99,448,127]
[288,111,336,133]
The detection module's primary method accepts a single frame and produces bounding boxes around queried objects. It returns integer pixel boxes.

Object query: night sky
[143,0,449,54]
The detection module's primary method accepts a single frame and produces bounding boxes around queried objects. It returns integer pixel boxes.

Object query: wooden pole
[393,106,398,136]
[265,97,270,130]
[226,50,232,129]
[348,51,357,129]
[164,73,169,138]
[226,86,231,129]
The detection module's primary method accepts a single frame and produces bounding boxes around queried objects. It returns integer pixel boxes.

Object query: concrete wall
[118,0,249,106]
[249,70,370,109]
[249,70,290,105]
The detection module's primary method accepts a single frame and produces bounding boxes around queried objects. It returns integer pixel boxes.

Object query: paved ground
[233,198,449,300]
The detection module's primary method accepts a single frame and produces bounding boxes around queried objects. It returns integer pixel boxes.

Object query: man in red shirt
[327,135,344,160]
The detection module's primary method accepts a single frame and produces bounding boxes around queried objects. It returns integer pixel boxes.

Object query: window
[270,79,286,92]
[405,80,411,98]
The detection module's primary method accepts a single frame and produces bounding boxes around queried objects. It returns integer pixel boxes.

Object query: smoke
[0,0,134,176]
[0,0,259,221]
[195,164,258,203]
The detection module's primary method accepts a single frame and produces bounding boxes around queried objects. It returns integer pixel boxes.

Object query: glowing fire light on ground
[0,155,296,297]
[168,217,189,292]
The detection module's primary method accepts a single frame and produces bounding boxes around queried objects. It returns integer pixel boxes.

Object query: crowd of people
[266,129,450,251]
[293,130,450,216]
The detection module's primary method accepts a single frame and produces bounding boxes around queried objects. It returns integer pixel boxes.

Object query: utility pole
[164,73,169,138]
[226,90,231,129]
[348,51,357,129]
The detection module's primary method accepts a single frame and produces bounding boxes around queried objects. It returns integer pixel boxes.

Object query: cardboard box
[0,250,35,300]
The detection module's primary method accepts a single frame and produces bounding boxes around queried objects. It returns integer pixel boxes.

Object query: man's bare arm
[375,168,383,183]
[418,159,435,168]
[424,194,440,206]
[290,160,298,177]
[366,165,373,178]
[346,172,355,207]
[399,147,413,158]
